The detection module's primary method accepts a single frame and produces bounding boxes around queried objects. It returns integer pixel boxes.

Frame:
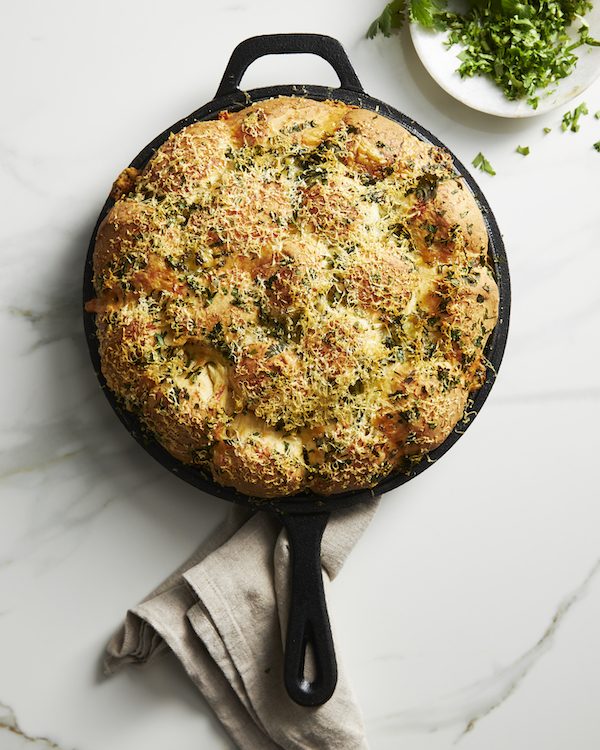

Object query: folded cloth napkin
[104,498,380,750]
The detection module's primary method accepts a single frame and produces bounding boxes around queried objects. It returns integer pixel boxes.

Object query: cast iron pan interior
[83,34,511,707]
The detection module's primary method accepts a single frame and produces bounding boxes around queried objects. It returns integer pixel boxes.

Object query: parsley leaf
[472,152,496,176]
[594,141,600,152]
[543,127,552,134]
[516,145,530,155]
[367,0,406,38]
[574,23,600,48]
[367,0,446,37]
[410,0,447,29]
[561,102,589,132]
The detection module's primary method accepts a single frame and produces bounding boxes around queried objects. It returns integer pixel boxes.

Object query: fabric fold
[105,499,379,750]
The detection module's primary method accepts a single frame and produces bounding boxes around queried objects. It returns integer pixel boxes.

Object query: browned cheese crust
[86,96,499,497]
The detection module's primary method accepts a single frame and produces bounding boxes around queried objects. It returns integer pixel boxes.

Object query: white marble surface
[2,1,600,748]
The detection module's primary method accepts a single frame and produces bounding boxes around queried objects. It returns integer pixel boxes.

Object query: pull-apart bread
[86,96,498,497]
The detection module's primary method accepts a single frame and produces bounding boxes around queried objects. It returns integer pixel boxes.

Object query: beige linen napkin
[105,499,380,750]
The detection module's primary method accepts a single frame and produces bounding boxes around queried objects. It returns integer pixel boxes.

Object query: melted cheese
[88,96,499,497]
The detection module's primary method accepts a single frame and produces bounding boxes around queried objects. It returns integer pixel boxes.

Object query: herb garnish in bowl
[369,0,600,116]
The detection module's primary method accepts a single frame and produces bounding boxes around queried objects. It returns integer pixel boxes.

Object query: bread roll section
[87,96,499,497]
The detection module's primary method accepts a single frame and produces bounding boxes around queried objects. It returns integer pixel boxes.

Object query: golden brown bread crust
[86,96,499,497]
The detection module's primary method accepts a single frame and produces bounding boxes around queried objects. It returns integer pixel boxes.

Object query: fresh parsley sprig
[367,0,447,37]
[367,0,406,37]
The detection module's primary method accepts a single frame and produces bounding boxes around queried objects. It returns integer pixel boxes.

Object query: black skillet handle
[281,511,337,706]
[215,33,364,99]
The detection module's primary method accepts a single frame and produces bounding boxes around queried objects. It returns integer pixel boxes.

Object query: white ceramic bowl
[409,3,600,117]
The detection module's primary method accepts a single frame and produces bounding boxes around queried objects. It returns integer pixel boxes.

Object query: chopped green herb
[230,286,244,307]
[543,127,552,134]
[265,341,286,358]
[155,333,165,347]
[561,102,589,132]
[472,152,496,176]
[516,145,530,156]
[445,4,599,108]
[368,1,599,109]
[595,111,600,119]
[594,141,600,152]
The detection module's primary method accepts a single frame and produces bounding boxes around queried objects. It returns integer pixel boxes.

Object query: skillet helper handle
[281,511,338,706]
[215,33,364,98]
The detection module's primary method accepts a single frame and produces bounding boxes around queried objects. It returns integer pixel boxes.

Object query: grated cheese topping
[87,96,499,497]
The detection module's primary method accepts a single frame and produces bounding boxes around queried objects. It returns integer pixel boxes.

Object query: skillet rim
[82,82,511,515]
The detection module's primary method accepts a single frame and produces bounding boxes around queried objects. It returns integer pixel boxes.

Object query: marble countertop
[2,1,600,748]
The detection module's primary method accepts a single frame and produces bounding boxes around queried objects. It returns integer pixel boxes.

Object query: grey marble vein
[0,701,65,749]
[371,555,600,738]
[456,555,600,741]
[6,302,82,353]
[0,449,83,482]
[0,414,88,480]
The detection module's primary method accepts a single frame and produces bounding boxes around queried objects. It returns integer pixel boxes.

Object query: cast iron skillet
[83,33,510,707]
